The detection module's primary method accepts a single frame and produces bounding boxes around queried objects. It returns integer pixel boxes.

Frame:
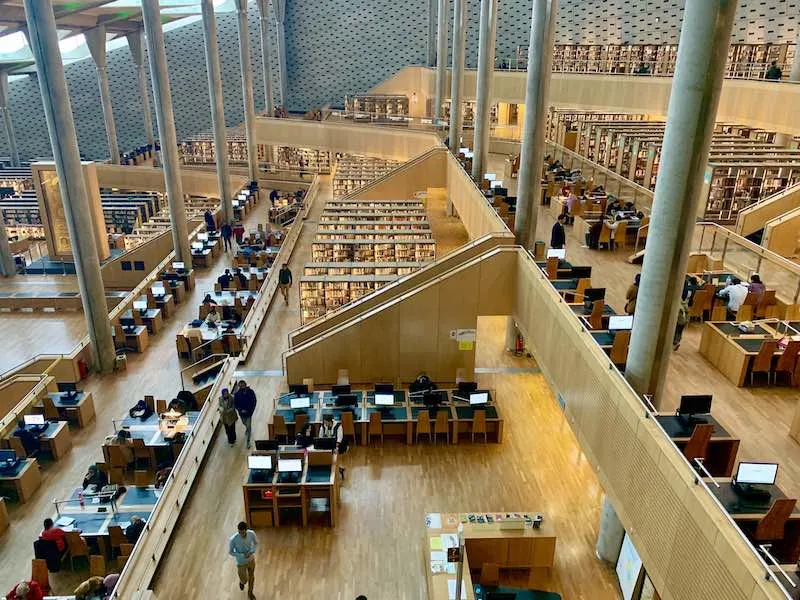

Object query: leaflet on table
[430,561,457,574]
[425,513,442,529]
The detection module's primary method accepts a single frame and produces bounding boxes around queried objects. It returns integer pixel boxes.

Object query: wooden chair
[545,257,559,280]
[434,410,449,444]
[117,554,130,570]
[224,335,242,356]
[7,435,30,459]
[65,531,89,570]
[588,300,605,330]
[609,330,631,368]
[710,304,728,321]
[213,283,222,292]
[210,338,225,355]
[272,415,289,443]
[688,290,709,322]
[144,395,156,413]
[337,369,350,386]
[107,445,129,470]
[472,409,487,443]
[479,562,500,587]
[682,424,714,464]
[89,554,105,577]
[42,396,60,421]
[416,410,432,443]
[120,543,134,557]
[753,498,798,543]
[175,334,191,359]
[198,304,210,320]
[248,277,259,292]
[773,340,800,385]
[302,378,314,392]
[30,559,50,594]
[755,290,777,318]
[132,437,151,470]
[229,280,240,291]
[750,340,778,386]
[134,470,151,487]
[573,278,591,304]
[107,525,127,558]
[598,223,612,250]
[743,291,760,307]
[613,221,628,249]
[156,398,167,414]
[735,304,754,321]
[341,410,356,446]
[368,412,383,445]
[295,413,308,435]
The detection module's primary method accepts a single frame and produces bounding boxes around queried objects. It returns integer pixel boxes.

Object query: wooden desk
[163,280,186,303]
[115,325,149,353]
[38,421,72,460]
[150,293,175,318]
[112,411,200,465]
[424,512,557,600]
[0,497,7,533]
[191,248,212,268]
[699,321,787,387]
[41,391,95,428]
[0,458,41,503]
[655,414,739,477]
[126,308,163,335]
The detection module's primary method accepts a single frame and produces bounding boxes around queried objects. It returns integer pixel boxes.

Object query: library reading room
[0,0,798,599]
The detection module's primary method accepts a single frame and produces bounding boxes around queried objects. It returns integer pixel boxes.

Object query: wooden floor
[0,197,271,594]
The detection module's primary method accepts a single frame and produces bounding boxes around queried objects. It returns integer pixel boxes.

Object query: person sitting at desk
[605,197,622,215]
[103,430,134,466]
[39,518,68,555]
[717,278,750,317]
[5,580,44,600]
[206,305,221,326]
[125,515,145,544]
[269,189,279,204]
[234,268,248,288]
[564,192,579,224]
[82,464,109,491]
[625,274,640,315]
[748,274,766,301]
[550,214,567,250]
[202,294,218,306]
[154,463,172,489]
[218,269,232,289]
[13,419,41,456]
[606,213,627,249]
[167,398,188,415]
[320,414,348,480]
[176,390,198,411]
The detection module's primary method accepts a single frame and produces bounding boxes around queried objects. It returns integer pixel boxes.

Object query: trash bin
[115,353,127,372]
[533,241,546,259]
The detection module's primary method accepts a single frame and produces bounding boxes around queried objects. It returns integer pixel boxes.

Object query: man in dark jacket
[278,263,293,305]
[550,214,567,250]
[125,515,146,544]
[234,380,257,448]
[220,222,233,252]
[204,209,216,232]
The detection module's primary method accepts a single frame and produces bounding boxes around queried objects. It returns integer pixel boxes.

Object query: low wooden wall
[736,186,800,238]
[95,164,247,200]
[445,152,510,239]
[351,148,447,200]
[763,207,800,259]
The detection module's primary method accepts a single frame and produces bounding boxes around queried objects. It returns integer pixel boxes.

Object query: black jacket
[550,222,566,249]
[234,387,257,418]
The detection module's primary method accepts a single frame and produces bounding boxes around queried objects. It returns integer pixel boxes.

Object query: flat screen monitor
[735,462,778,486]
[248,455,272,471]
[546,248,566,260]
[289,384,309,396]
[313,437,337,451]
[152,284,166,296]
[332,384,351,395]
[278,458,302,473]
[172,261,185,271]
[422,393,441,407]
[197,233,209,241]
[608,315,634,331]
[24,414,45,426]
[491,180,504,189]
[374,383,394,394]
[678,394,713,416]
[0,449,16,463]
[335,394,358,407]
[484,173,497,181]
[191,242,204,250]
[238,192,248,200]
[290,397,310,410]
[459,147,470,154]
[232,200,240,208]
[132,300,148,311]
[57,382,77,393]
[571,266,592,279]
[584,288,606,304]
[374,393,394,406]
[120,317,136,328]
[457,381,478,395]
[469,392,489,405]
[255,440,279,451]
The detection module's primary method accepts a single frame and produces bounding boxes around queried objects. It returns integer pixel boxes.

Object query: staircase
[735,181,800,239]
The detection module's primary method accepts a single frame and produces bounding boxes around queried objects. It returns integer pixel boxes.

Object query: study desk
[705,478,800,563]
[655,414,739,477]
[0,458,41,502]
[568,302,616,317]
[150,293,175,318]
[181,321,243,343]
[424,512,557,600]
[191,248,212,268]
[449,405,503,444]
[114,325,149,353]
[35,421,72,460]
[205,290,258,306]
[160,268,195,291]
[40,391,96,428]
[161,279,186,303]
[110,411,199,464]
[123,308,163,335]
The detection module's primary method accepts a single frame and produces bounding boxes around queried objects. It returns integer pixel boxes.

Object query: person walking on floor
[218,388,238,446]
[673,298,689,351]
[278,263,293,305]
[765,60,783,80]
[221,221,233,252]
[229,521,258,599]
[550,214,567,250]
[204,209,216,232]
[233,380,257,448]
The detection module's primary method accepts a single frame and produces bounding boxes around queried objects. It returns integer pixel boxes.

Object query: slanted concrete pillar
[472,0,498,180]
[433,0,448,122]
[256,0,275,116]
[85,26,120,164]
[272,0,288,107]
[0,72,21,167]
[126,30,155,150]
[448,0,467,153]
[235,0,260,183]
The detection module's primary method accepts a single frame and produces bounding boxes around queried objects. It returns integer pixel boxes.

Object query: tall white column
[273,0,288,107]
[256,0,275,116]
[0,72,21,167]
[433,0,448,122]
[235,0,260,183]
[448,0,467,153]
[514,0,557,249]
[126,30,155,150]
[201,0,234,225]
[625,0,738,404]
[596,496,625,562]
[85,26,120,164]
[427,0,437,67]
[141,0,192,264]
[775,33,800,146]
[24,0,116,371]
[472,0,498,180]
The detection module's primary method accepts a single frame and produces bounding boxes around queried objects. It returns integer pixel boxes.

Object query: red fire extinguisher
[78,359,89,380]
[514,334,524,356]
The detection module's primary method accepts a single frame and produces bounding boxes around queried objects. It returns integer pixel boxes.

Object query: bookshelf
[704,162,800,222]
[332,155,401,197]
[344,94,409,122]
[441,100,498,128]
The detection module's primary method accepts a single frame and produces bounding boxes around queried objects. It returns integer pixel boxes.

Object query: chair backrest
[743,291,760,306]
[479,562,500,587]
[683,423,715,461]
[755,498,797,541]
[225,334,242,355]
[213,283,221,293]
[65,531,88,556]
[43,396,60,420]
[175,335,190,355]
[7,435,26,458]
[785,304,800,320]
[248,278,259,291]
[273,414,288,437]
[575,278,591,300]
[89,554,106,577]
[434,410,449,434]
[589,300,604,330]
[134,470,151,487]
[144,395,156,413]
[337,369,350,386]
[31,558,50,593]
[210,338,225,355]
[107,445,127,469]
[609,330,631,365]
[295,413,308,433]
[735,304,754,322]
[599,223,612,244]
[473,410,487,434]
[108,525,127,548]
[156,398,167,413]
[688,290,709,317]
[368,411,382,433]
[753,340,779,372]
[417,410,431,433]
[546,257,559,280]
[302,378,314,392]
[132,437,147,452]
[199,304,209,320]
[757,289,777,310]
[615,221,628,241]
[341,410,355,436]
[776,340,800,373]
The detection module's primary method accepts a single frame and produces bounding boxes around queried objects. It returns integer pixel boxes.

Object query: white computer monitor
[290,397,310,409]
[546,248,566,260]
[278,458,302,473]
[608,315,634,331]
[469,392,489,405]
[152,284,166,296]
[191,242,204,250]
[197,233,209,241]
[736,462,778,485]
[374,393,394,406]
[484,173,497,181]
[491,180,504,189]
[172,261,185,270]
[232,200,240,208]
[238,191,248,200]
[248,455,272,471]
[459,147,470,154]
[132,300,148,311]
[24,414,45,426]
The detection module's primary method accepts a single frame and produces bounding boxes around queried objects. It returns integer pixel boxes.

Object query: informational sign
[450,328,477,351]
[615,532,643,600]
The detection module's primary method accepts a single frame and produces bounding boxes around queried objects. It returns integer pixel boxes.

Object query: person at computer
[234,380,257,449]
[12,419,41,457]
[166,398,188,415]
[206,305,221,326]
[40,518,68,556]
[103,430,134,466]
[228,521,258,600]
[550,214,567,250]
[82,464,108,491]
[748,274,766,301]
[605,197,622,216]
[125,515,145,544]
[234,268,248,289]
[218,269,233,289]
[319,414,347,480]
[717,277,750,317]
[5,580,44,600]
[218,388,238,446]
[202,294,218,306]
[606,213,627,249]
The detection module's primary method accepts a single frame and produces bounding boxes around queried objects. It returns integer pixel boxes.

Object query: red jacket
[6,581,44,600]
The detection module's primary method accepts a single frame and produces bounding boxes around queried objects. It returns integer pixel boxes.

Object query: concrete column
[513,0,557,249]
[85,26,120,164]
[141,0,192,264]
[775,33,800,146]
[0,220,14,277]
[427,0,438,67]
[273,0,288,107]
[126,30,155,150]
[433,0,448,122]
[0,72,21,167]
[201,0,234,225]
[472,0,498,180]
[448,0,467,153]
[596,496,625,562]
[256,0,275,116]
[24,0,116,372]
[625,0,737,404]
[235,0,260,184]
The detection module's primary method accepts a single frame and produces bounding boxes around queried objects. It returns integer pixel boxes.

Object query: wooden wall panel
[762,207,800,259]
[352,149,447,200]
[435,263,480,380]
[398,285,441,381]
[446,153,510,240]
[96,164,246,199]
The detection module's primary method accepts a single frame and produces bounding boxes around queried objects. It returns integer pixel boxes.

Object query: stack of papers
[55,516,75,527]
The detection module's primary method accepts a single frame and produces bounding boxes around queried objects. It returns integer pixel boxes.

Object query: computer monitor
[422,392,442,408]
[0,449,16,463]
[677,394,713,417]
[546,248,566,260]
[374,393,394,406]
[24,414,45,426]
[457,381,478,395]
[484,173,497,181]
[335,394,358,407]
[374,383,394,394]
[491,180,504,189]
[332,384,351,395]
[278,458,302,473]
[248,455,272,471]
[735,462,778,486]
[289,384,309,396]
[197,233,209,241]
[290,397,311,410]
[469,392,489,405]
[152,284,166,297]
[255,440,279,452]
[191,242,204,250]
[584,288,606,304]
[120,317,136,329]
[608,315,634,331]
[313,437,337,451]
[57,382,77,393]
[571,266,592,279]
[172,261,185,271]
[133,300,148,311]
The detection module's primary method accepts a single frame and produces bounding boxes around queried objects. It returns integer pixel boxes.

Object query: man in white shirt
[229,521,258,599]
[205,305,221,326]
[717,278,749,316]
